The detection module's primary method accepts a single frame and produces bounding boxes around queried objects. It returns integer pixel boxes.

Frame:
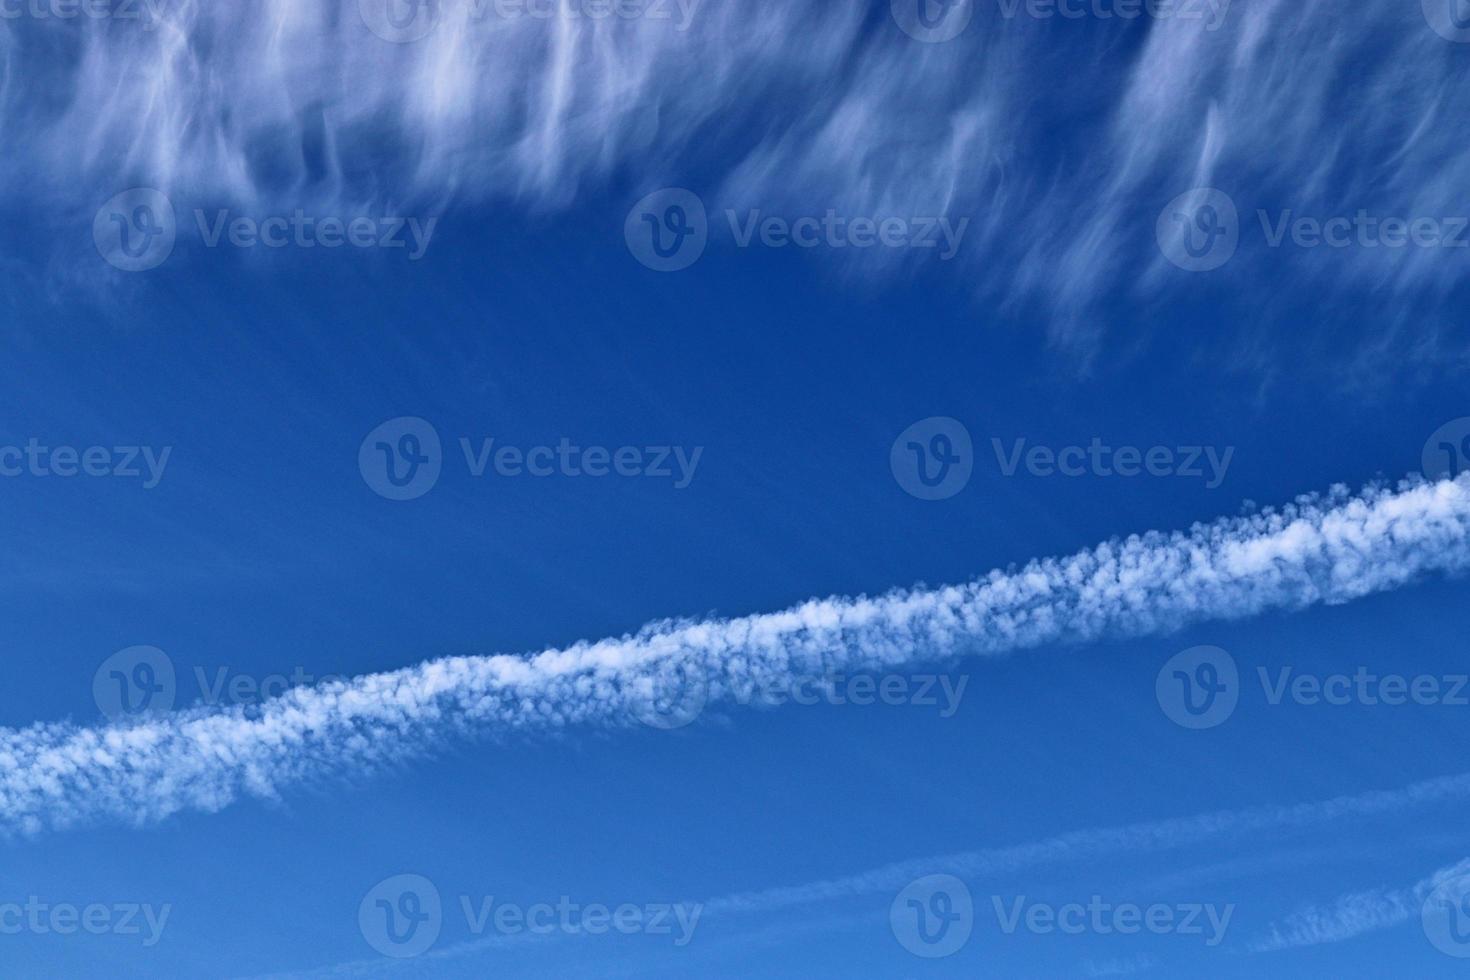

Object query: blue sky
[4,0,1470,977]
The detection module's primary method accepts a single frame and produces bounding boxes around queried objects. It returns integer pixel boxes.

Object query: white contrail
[1249,856,1470,952]
[246,764,1470,978]
[3,475,1469,834]
[701,768,1470,917]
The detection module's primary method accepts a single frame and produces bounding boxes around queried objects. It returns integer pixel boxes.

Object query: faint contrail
[1249,856,1470,952]
[3,475,1469,834]
[702,768,1470,917]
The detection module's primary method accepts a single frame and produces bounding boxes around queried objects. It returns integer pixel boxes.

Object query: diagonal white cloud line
[1248,856,1470,952]
[700,767,1470,917]
[2,475,1469,835]
[247,763,1470,978]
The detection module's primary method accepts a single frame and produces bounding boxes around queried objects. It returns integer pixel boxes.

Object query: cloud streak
[10,0,1469,343]
[702,766,1470,918]
[2,475,1469,835]
[1249,857,1470,952]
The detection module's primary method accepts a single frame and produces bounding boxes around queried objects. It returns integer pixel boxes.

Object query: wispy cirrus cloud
[0,475,1467,835]
[8,1,1470,342]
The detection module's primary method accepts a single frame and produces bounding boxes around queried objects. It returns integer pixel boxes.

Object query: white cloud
[1250,857,1470,952]
[12,0,1467,337]
[0,475,1467,834]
